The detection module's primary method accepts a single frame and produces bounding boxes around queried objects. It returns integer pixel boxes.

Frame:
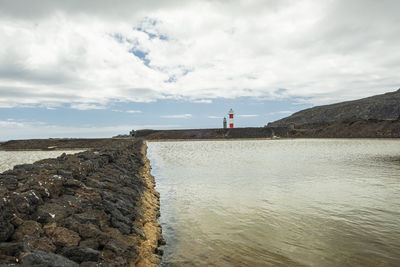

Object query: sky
[0,0,399,140]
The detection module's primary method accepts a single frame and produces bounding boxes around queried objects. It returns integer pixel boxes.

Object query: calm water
[0,150,81,173]
[147,139,400,267]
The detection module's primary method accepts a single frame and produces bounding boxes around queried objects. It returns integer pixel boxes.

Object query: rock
[110,218,131,235]
[158,237,166,246]
[0,176,18,191]
[75,188,101,202]
[101,249,128,266]
[0,221,14,242]
[13,164,37,172]
[79,262,116,267]
[155,247,164,256]
[11,194,37,215]
[133,226,146,239]
[28,237,56,253]
[21,250,79,267]
[79,262,98,267]
[12,220,43,241]
[73,213,99,226]
[63,178,84,189]
[57,169,73,178]
[44,224,80,247]
[37,203,72,224]
[0,140,162,266]
[10,216,24,227]
[60,246,100,263]
[104,239,127,255]
[0,242,24,256]
[79,239,99,250]
[78,223,102,239]
[101,200,132,227]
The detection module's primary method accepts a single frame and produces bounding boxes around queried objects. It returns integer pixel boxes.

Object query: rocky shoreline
[0,139,162,266]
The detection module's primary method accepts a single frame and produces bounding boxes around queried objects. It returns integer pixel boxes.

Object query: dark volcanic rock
[21,250,79,267]
[61,246,100,263]
[12,220,43,241]
[28,237,56,253]
[43,224,80,247]
[0,221,14,242]
[269,88,400,127]
[0,242,24,257]
[0,140,162,266]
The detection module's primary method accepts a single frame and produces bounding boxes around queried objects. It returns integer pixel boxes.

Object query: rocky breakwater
[0,140,163,266]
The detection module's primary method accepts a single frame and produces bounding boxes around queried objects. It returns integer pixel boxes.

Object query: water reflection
[148,139,400,266]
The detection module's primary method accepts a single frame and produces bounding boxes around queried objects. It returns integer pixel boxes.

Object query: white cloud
[161,114,192,119]
[0,0,399,107]
[70,103,106,110]
[268,110,293,115]
[192,99,212,104]
[238,114,259,118]
[0,120,25,128]
[208,116,224,119]
[126,110,142,113]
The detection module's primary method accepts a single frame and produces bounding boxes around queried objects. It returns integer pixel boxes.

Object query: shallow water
[0,150,81,173]
[147,139,400,266]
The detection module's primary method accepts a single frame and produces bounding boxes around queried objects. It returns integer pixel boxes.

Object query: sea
[147,139,400,266]
[0,150,81,173]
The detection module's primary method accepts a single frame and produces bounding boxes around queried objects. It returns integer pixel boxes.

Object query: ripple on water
[148,139,400,266]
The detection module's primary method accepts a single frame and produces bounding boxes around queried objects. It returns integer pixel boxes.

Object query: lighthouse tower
[228,108,234,128]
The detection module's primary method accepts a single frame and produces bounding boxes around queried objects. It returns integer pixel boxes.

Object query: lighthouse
[228,108,234,128]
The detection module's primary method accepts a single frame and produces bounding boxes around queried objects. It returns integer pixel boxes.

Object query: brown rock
[44,223,80,247]
[10,215,24,227]
[28,237,56,253]
[78,223,102,239]
[12,220,43,241]
[75,188,101,202]
[0,220,14,242]
[43,222,57,236]
[79,239,99,250]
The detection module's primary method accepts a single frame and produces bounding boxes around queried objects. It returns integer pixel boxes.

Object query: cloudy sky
[0,0,399,139]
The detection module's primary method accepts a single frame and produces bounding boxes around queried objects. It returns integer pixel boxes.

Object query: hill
[269,89,400,127]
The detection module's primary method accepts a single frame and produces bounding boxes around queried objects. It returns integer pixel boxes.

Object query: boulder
[12,220,43,241]
[0,242,24,257]
[61,246,100,263]
[79,239,99,250]
[44,224,80,247]
[28,237,56,253]
[21,250,79,267]
[0,221,14,242]
[36,203,72,224]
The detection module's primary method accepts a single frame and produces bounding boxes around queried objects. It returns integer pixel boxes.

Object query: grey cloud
[118,88,165,102]
[0,86,81,101]
[0,0,193,20]
[0,0,399,107]
[0,64,76,86]
[303,0,400,52]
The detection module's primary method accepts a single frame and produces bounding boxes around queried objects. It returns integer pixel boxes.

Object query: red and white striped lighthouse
[228,108,234,128]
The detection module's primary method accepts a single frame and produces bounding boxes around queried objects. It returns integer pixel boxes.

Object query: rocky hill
[269,89,400,127]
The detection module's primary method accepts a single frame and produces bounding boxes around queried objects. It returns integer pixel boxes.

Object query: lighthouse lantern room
[228,108,234,128]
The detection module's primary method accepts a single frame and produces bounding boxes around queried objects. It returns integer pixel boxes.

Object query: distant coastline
[1,117,399,151]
